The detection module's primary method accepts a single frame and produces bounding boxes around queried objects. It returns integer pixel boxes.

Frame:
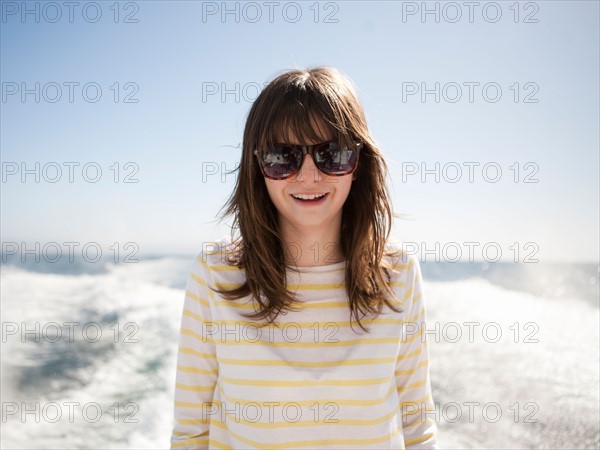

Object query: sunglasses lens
[314,142,358,175]
[259,145,301,179]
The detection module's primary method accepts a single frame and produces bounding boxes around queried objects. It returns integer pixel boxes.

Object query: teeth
[292,193,326,200]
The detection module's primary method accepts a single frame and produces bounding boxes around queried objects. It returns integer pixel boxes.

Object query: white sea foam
[425,278,600,449]
[1,258,190,449]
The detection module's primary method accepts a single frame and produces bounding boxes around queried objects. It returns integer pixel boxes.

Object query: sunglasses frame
[253,140,363,181]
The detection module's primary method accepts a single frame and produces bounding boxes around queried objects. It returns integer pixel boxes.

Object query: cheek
[333,176,354,201]
[264,179,287,204]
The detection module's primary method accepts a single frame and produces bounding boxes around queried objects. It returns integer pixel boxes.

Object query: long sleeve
[170,253,218,449]
[396,255,439,449]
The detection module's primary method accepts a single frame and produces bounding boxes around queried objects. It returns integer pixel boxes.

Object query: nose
[295,152,323,182]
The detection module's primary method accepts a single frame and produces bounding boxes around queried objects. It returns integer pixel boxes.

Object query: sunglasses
[254,140,363,180]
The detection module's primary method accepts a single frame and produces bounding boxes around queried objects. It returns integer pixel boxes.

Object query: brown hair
[213,66,403,332]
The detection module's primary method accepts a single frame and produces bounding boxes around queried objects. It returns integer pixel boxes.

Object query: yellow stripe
[176,365,218,375]
[218,355,397,368]
[403,416,437,430]
[197,254,241,272]
[178,341,423,369]
[185,290,210,307]
[175,400,214,408]
[179,399,402,428]
[178,328,424,364]
[208,383,398,408]
[391,261,412,271]
[403,286,415,302]
[176,418,211,426]
[395,359,428,376]
[193,259,413,293]
[182,309,204,322]
[181,329,407,348]
[184,305,423,329]
[392,258,415,272]
[214,282,246,290]
[204,286,417,311]
[176,382,216,392]
[170,427,209,438]
[212,297,348,309]
[400,393,434,413]
[407,306,425,326]
[182,312,407,329]
[220,375,391,387]
[400,325,425,345]
[190,272,207,286]
[209,265,242,272]
[397,379,427,392]
[208,418,402,449]
[181,327,215,343]
[208,438,234,449]
[405,432,436,446]
[204,278,404,291]
[180,308,423,337]
[179,347,216,359]
[398,346,423,362]
[171,437,208,448]
[203,274,405,292]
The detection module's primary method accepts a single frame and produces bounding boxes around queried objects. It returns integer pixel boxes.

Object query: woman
[170,66,439,449]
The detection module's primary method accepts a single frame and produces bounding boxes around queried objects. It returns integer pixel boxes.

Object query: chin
[287,216,327,227]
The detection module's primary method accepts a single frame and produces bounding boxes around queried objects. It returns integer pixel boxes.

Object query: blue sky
[1,0,598,262]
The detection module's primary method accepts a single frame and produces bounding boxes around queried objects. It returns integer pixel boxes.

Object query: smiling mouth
[290,193,329,202]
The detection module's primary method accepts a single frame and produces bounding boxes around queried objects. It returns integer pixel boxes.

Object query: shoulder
[191,236,244,281]
[384,239,419,272]
[383,239,425,312]
[196,236,231,265]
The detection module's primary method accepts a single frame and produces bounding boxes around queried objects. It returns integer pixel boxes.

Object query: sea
[1,254,598,449]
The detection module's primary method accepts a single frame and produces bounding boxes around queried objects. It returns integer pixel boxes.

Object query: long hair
[213,66,403,332]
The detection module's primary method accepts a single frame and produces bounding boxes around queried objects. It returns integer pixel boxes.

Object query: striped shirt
[170,238,438,449]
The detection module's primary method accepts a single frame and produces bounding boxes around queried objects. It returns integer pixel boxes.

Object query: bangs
[256,84,350,151]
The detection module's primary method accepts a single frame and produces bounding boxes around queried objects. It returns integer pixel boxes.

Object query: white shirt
[170,237,438,449]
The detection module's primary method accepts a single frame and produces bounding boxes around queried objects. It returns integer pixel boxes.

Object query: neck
[279,219,345,267]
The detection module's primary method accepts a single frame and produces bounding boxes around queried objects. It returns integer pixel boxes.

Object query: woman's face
[263,124,355,236]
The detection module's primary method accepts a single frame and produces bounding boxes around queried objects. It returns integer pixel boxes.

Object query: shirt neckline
[285,260,347,273]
